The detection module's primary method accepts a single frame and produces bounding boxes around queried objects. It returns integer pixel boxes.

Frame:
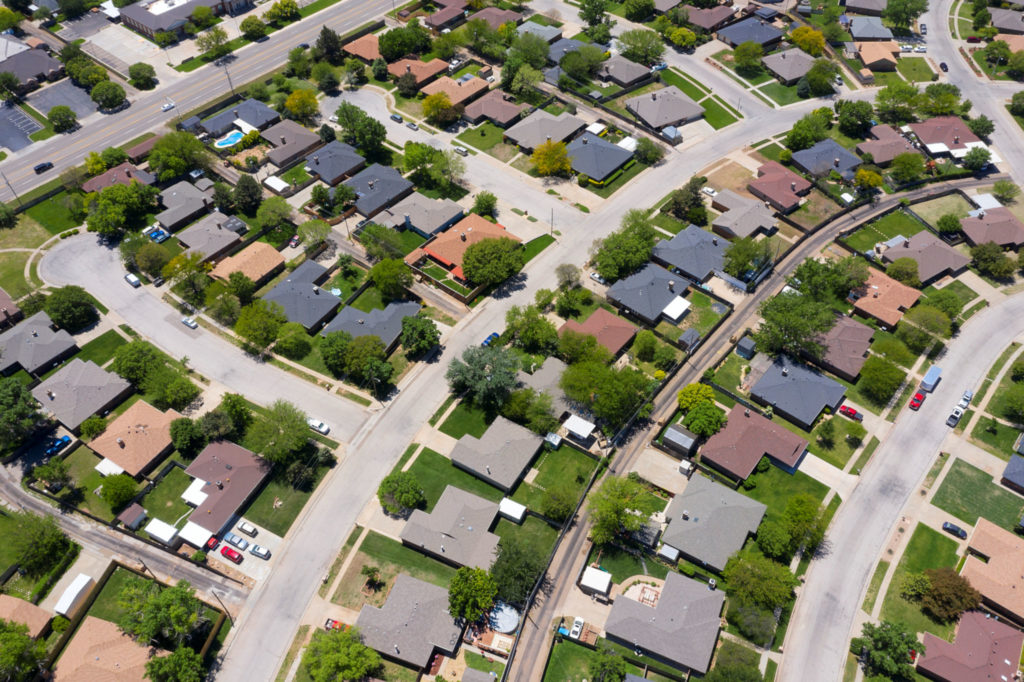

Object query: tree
[334,102,387,153]
[875,81,920,124]
[858,620,921,680]
[676,383,715,412]
[837,100,874,137]
[972,240,1015,279]
[561,44,605,81]
[724,552,800,611]
[45,285,97,332]
[588,476,648,545]
[0,378,40,448]
[919,567,980,622]
[287,46,311,78]
[510,63,542,95]
[127,62,156,90]
[859,356,906,404]
[303,627,382,682]
[377,471,425,514]
[1008,50,1024,79]
[315,25,343,64]
[47,104,77,133]
[963,146,992,171]
[506,305,558,354]
[170,417,206,457]
[791,256,867,302]
[32,457,71,492]
[145,647,204,682]
[421,91,453,124]
[395,70,418,97]
[311,61,339,92]
[297,219,329,249]
[0,619,46,682]
[531,139,571,176]
[471,191,499,218]
[264,0,299,23]
[579,0,609,25]
[784,110,829,151]
[0,202,14,230]
[704,641,764,682]
[284,89,319,121]
[320,331,352,377]
[588,648,628,682]
[967,114,995,139]
[618,28,664,65]
[622,0,653,20]
[932,213,962,235]
[757,520,793,562]
[449,567,498,621]
[91,80,125,109]
[855,168,884,192]
[0,7,19,31]
[734,41,764,76]
[882,0,927,28]
[100,473,137,510]
[343,335,391,385]
[11,513,68,576]
[195,25,229,58]
[117,579,206,647]
[593,209,657,281]
[274,323,312,361]
[149,132,209,181]
[557,329,611,365]
[887,257,920,287]
[925,289,962,320]
[790,26,825,56]
[240,15,266,41]
[247,400,308,465]
[752,292,835,359]
[986,39,1011,64]
[683,400,727,436]
[377,20,431,61]
[492,535,545,604]
[446,345,520,410]
[555,263,580,290]
[462,237,524,287]
[993,179,1020,203]
[632,329,658,362]
[232,174,263,215]
[561,362,650,427]
[256,195,293,231]
[0,71,18,102]
[394,316,438,358]
[235,300,287,352]
[890,151,926,183]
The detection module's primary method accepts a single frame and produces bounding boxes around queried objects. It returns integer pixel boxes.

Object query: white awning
[586,122,606,136]
[55,573,94,617]
[264,176,289,193]
[925,142,949,154]
[234,119,257,135]
[661,295,691,321]
[499,497,527,522]
[617,136,638,152]
[565,414,595,440]
[581,566,612,595]
[94,458,124,477]
[179,521,213,548]
[145,518,178,545]
[182,477,208,506]
[972,193,1003,210]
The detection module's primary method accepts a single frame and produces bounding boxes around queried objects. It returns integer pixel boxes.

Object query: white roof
[235,119,258,135]
[586,122,606,135]
[973,193,1003,210]
[94,458,125,477]
[581,566,612,594]
[264,176,289,192]
[617,136,638,152]
[658,543,680,562]
[99,0,119,17]
[144,518,178,544]
[662,295,692,321]
[179,520,213,548]
[565,414,595,439]
[925,142,950,154]
[499,497,527,521]
[55,574,93,616]
[182,477,208,506]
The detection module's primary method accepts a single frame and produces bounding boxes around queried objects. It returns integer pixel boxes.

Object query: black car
[297,42,309,49]
[33,161,53,174]
[939,62,948,72]
[942,521,967,539]
[152,276,165,287]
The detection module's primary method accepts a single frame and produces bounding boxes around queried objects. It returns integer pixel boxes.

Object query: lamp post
[211,589,234,625]
[0,169,22,206]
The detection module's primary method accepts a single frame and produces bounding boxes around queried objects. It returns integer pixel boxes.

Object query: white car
[569,617,584,639]
[701,186,717,197]
[946,407,964,427]
[307,418,329,435]
[900,44,914,52]
[181,317,198,329]
[161,101,175,111]
[914,45,927,52]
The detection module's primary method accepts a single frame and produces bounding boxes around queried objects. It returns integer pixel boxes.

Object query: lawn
[242,463,330,536]
[465,652,505,675]
[712,352,748,393]
[532,445,599,502]
[24,194,79,234]
[970,416,1020,459]
[0,216,52,250]
[439,401,493,439]
[760,82,802,106]
[457,121,507,154]
[75,330,128,368]
[326,264,368,301]
[809,416,866,470]
[844,210,926,253]
[651,212,688,235]
[896,57,934,82]
[141,465,194,527]
[543,639,601,682]
[932,457,1024,529]
[660,68,708,102]
[879,523,959,639]
[278,164,311,186]
[862,559,890,614]
[870,331,918,368]
[0,252,32,299]
[87,567,146,624]
[57,445,144,521]
[395,229,426,255]
[921,278,978,313]
[350,285,386,312]
[588,544,669,584]
[742,466,828,524]
[789,190,843,229]
[523,234,555,263]
[911,193,973,226]
[701,97,740,130]
[494,516,558,558]
[585,161,648,199]
[404,447,504,510]
[0,511,27,570]
[676,290,727,336]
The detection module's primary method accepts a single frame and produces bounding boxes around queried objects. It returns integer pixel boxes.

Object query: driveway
[25,80,97,119]
[0,102,40,152]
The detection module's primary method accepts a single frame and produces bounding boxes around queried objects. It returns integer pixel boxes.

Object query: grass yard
[922,278,978,313]
[465,652,505,675]
[585,161,648,199]
[58,445,144,521]
[870,331,918,367]
[0,252,32,299]
[532,445,599,500]
[742,467,828,524]
[880,523,958,639]
[395,229,426,256]
[523,234,555,263]
[809,417,866,470]
[0,511,27,570]
[911,193,973,226]
[932,457,1024,528]
[278,164,311,186]
[701,97,740,130]
[350,285,387,313]
[970,416,1020,459]
[589,544,669,584]
[844,210,926,253]
[457,122,506,152]
[1,216,56,250]
[676,290,727,336]
[141,466,194,527]
[439,401,493,439]
[494,516,558,557]
[87,567,146,624]
[404,447,504,510]
[75,330,128,368]
[326,264,368,301]
[242,464,330,536]
[651,212,688,235]
[896,57,934,82]
[755,143,787,163]
[712,352,749,393]
[789,190,842,229]
[760,82,802,106]
[660,68,708,101]
[862,560,890,614]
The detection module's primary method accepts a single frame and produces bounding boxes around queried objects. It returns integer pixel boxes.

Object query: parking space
[0,102,41,152]
[207,520,284,581]
[57,12,113,40]
[25,79,97,119]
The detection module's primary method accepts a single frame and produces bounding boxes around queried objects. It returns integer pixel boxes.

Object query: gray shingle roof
[343,164,415,217]
[200,98,280,137]
[663,423,697,455]
[547,37,585,63]
[596,55,649,86]
[376,193,464,236]
[176,213,245,261]
[262,263,341,331]
[607,263,689,326]
[517,21,562,43]
[762,47,815,83]
[2,49,62,86]
[1003,455,1024,490]
[319,301,422,352]
[504,110,586,152]
[450,416,543,491]
[264,120,321,168]
[356,574,464,668]
[879,231,970,284]
[516,357,570,418]
[625,86,704,130]
[566,132,633,182]
[849,16,894,39]
[991,7,1024,32]
[817,314,874,380]
[400,485,500,569]
[717,17,785,46]
[711,189,777,239]
[0,311,77,374]
[661,475,767,572]
[156,180,212,230]
[305,141,365,186]
[845,0,886,14]
[750,356,847,428]
[652,225,727,282]
[604,571,725,673]
[32,359,131,430]
[791,138,861,179]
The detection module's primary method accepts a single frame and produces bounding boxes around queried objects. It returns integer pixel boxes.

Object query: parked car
[406,121,419,131]
[124,273,141,288]
[325,618,345,631]
[289,234,301,248]
[152,276,165,287]
[900,44,913,52]
[224,532,249,551]
[297,42,309,49]
[959,389,974,409]
[909,392,925,410]
[390,113,403,123]
[701,186,717,197]
[839,405,863,421]
[589,271,607,285]
[966,36,981,43]
[45,435,71,456]
[940,61,949,71]
[942,521,967,539]
[914,45,927,52]
[161,101,175,111]
[34,162,54,174]
[569,617,584,639]
[946,407,964,427]
[238,521,258,537]
[481,332,500,347]
[250,545,271,559]
[181,317,198,329]
[651,62,668,71]
[206,536,220,551]
[221,546,243,563]
[454,146,469,157]
[307,418,329,434]
[920,23,927,34]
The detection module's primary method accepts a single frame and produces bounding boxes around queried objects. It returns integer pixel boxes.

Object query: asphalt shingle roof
[305,141,364,186]
[750,356,847,428]
[625,86,705,129]
[319,301,422,352]
[0,311,77,374]
[32,359,131,430]
[343,164,414,217]
[566,132,633,182]
[176,213,245,261]
[376,193,464,236]
[400,485,500,569]
[791,138,861,179]
[849,16,893,39]
[262,262,341,331]
[652,225,727,282]
[200,98,280,137]
[607,263,688,326]
[450,416,542,491]
[504,110,586,151]
[516,357,571,418]
[717,17,784,46]
[700,404,808,480]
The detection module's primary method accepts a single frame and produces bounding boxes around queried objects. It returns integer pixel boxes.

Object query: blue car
[482,332,500,347]
[45,435,71,456]
[942,521,967,539]
[150,229,169,243]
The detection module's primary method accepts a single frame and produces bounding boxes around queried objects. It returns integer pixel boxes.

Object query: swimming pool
[214,130,244,148]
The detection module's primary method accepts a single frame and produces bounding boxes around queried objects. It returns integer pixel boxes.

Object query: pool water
[214,130,244,148]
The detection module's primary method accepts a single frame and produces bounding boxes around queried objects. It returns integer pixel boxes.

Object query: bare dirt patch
[706,160,755,194]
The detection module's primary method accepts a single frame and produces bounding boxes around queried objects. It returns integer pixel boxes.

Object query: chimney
[357,319,364,324]
[31,330,38,337]
[486,465,491,474]
[651,92,657,101]
[280,135,286,144]
[712,237,718,245]
[460,232,466,241]
[46,390,54,399]
[744,408,750,417]
[668,279,675,292]
[368,179,376,189]
[834,157,840,167]
[406,64,411,73]
[781,52,786,59]
[232,109,238,117]
[216,481,223,489]
[313,287,320,295]
[682,510,689,520]
[404,213,410,228]
[117,438,125,448]
[582,137,588,144]
[953,135,960,143]
[313,155,319,164]
[791,181,796,191]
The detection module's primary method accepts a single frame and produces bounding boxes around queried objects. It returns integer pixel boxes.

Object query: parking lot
[25,79,97,119]
[0,102,41,152]
[206,519,284,581]
[56,12,113,40]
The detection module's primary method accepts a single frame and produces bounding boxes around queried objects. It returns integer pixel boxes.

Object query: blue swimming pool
[214,130,244,148]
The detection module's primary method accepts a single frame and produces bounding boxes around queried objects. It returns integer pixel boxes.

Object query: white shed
[54,573,94,617]
[144,518,179,546]
[499,497,527,523]
[580,566,612,596]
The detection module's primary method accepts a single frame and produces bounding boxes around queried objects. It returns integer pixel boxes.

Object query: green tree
[315,24,343,64]
[837,100,874,137]
[963,146,992,171]
[134,242,171,278]
[48,104,77,133]
[491,535,545,604]
[967,114,995,138]
[724,552,800,611]
[734,41,764,76]
[593,209,657,281]
[784,110,830,151]
[256,195,293,231]
[589,648,628,682]
[859,355,906,404]
[0,7,20,31]
[240,15,266,41]
[462,237,524,287]
[235,300,287,352]
[0,619,47,682]
[561,362,650,427]
[677,383,715,411]
[921,567,981,622]
[905,304,951,336]
[81,416,107,439]
[127,62,156,89]
[579,0,610,26]
[971,240,1015,279]
[32,457,71,491]
[100,473,137,510]
[333,101,387,153]
[232,174,263,215]
[634,136,665,165]
[890,152,926,183]
[400,316,440,356]
[510,64,542,94]
[377,471,425,514]
[446,345,520,409]
[195,25,230,58]
[724,237,772,279]
[264,0,299,23]
[588,476,647,546]
[882,0,928,28]
[900,571,931,600]
[858,621,921,680]
[448,567,498,621]
[145,647,205,682]
[791,256,867,302]
[45,285,97,332]
[11,513,68,575]
[531,139,571,176]
[752,292,835,359]
[557,329,611,365]
[875,81,920,124]
[343,335,390,384]
[247,400,308,465]
[170,417,206,456]
[0,71,18,102]
[757,519,793,562]
[110,340,162,385]
[683,400,727,436]
[303,627,382,682]
[91,80,126,109]
[790,26,825,56]
[274,323,312,360]
[0,202,15,229]
[622,0,654,20]
[311,61,339,92]
[505,305,558,354]
[149,132,210,181]
[369,257,412,301]
[986,39,1011,64]
[0,377,41,447]
[632,329,658,361]
[377,19,431,61]
[886,257,921,287]
[472,191,498,217]
[117,579,206,647]
[617,28,664,65]
[993,179,1020,203]
[320,331,352,377]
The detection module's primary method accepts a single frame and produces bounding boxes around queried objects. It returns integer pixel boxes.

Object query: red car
[909,392,925,410]
[289,235,301,248]
[324,619,346,631]
[221,546,243,564]
[206,536,220,551]
[839,405,863,421]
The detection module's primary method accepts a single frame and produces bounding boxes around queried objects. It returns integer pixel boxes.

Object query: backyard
[456,122,518,162]
[57,445,145,521]
[588,544,670,584]
[139,465,193,527]
[879,523,959,639]
[844,210,926,252]
[788,190,843,229]
[742,466,828,523]
[931,457,1024,529]
[911,193,973,227]
[494,516,558,558]
[403,447,504,510]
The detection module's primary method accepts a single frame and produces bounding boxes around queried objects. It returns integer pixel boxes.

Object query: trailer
[921,366,942,392]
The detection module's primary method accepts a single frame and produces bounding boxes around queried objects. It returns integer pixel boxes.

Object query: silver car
[224,531,249,551]
[249,545,271,560]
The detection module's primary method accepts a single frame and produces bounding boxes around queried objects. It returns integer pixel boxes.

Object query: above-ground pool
[214,130,244,148]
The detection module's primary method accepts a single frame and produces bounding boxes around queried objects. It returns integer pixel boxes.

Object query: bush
[80,416,107,440]
[52,615,71,633]
[191,551,207,562]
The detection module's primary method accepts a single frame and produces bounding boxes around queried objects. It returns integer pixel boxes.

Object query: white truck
[921,366,942,392]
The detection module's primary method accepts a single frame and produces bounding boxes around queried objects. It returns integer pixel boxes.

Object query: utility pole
[211,589,234,625]
[1,169,22,206]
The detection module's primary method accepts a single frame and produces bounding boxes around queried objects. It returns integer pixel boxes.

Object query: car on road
[297,42,309,49]
[250,545,271,559]
[161,101,175,111]
[390,113,403,123]
[942,521,967,539]
[34,162,54,174]
[181,317,198,329]
[406,121,419,131]
[224,532,249,551]
[569,617,584,639]
[959,389,974,409]
[839,405,863,421]
[940,61,949,71]
[45,435,71,456]
[454,146,468,157]
[221,546,243,563]
[946,407,964,427]
[289,234,301,248]
[124,273,141,288]
[920,22,927,34]
[325,618,345,631]
[651,62,668,71]
[590,271,607,285]
[307,418,330,434]
[482,332,500,347]
[329,115,337,122]
[909,392,925,410]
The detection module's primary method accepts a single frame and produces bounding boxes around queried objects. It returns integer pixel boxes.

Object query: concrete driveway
[25,80,97,119]
[0,102,41,152]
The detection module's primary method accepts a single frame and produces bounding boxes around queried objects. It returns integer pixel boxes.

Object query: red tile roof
[418,214,519,280]
[558,307,638,356]
[699,404,808,480]
[343,33,381,61]
[851,268,921,327]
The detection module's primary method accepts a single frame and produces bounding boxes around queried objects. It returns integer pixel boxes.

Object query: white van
[237,521,258,537]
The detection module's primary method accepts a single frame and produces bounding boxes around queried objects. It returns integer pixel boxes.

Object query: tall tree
[882,0,928,28]
[445,345,520,410]
[462,237,524,286]
[593,209,656,281]
[145,647,205,682]
[45,285,97,332]
[302,628,382,682]
[117,579,207,647]
[857,621,921,680]
[0,377,41,447]
[235,300,287,352]
[246,400,308,465]
[752,292,835,359]
[316,25,344,64]
[448,567,498,621]
[149,132,210,181]
[10,513,68,575]
[588,476,647,546]
[0,619,47,682]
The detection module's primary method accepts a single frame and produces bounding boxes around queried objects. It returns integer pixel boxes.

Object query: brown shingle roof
[210,242,285,284]
[856,124,919,165]
[125,134,162,162]
[90,401,181,477]
[851,268,921,327]
[681,4,735,30]
[420,76,489,107]
[463,89,527,126]
[418,214,520,280]
[184,441,271,534]
[747,161,812,211]
[387,58,448,86]
[918,610,1024,682]
[700,404,808,480]
[963,518,1024,620]
[467,6,522,29]
[0,286,22,328]
[909,116,982,153]
[856,41,899,68]
[343,33,381,61]
[817,314,874,380]
[961,207,1024,248]
[81,162,154,194]
[54,616,162,681]
[880,231,970,283]
[558,307,638,356]
[0,595,51,639]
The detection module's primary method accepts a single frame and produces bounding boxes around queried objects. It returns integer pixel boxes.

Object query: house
[356,574,463,669]
[450,416,543,491]
[400,486,500,569]
[424,0,469,31]
[126,134,163,164]
[262,260,341,331]
[1001,455,1024,495]
[176,212,246,262]
[750,356,846,429]
[387,58,448,86]
[81,163,156,194]
[177,441,270,547]
[90,401,181,478]
[652,225,728,282]
[547,37,586,64]
[607,264,692,327]
[421,76,489,107]
[0,35,30,63]
[558,307,639,357]
[566,132,633,183]
[917,610,1024,682]
[320,302,422,353]
[32,359,132,432]
[700,404,809,480]
[155,180,213,231]
[856,41,900,70]
[604,571,725,674]
[463,89,528,127]
[791,138,862,180]
[625,87,705,130]
[856,124,919,165]
[717,17,784,47]
[962,518,1024,623]
[762,47,815,85]
[517,21,562,44]
[376,193,464,237]
[53,616,164,681]
[199,98,280,137]
[121,0,247,38]
[0,286,22,329]
[305,141,365,186]
[990,8,1024,34]
[961,207,1024,248]
[845,0,886,15]
[503,110,586,152]
[851,268,921,327]
[909,116,984,158]
[516,357,571,419]
[681,4,736,31]
[412,214,521,282]
[815,314,874,381]
[468,6,522,29]
[343,164,415,218]
[711,189,777,239]
[880,232,970,284]
[994,33,1024,51]
[849,16,894,39]
[747,161,812,212]
[1,48,63,90]
[596,55,650,87]
[0,311,77,376]
[0,595,51,639]
[263,120,321,168]
[210,242,285,285]
[343,33,381,62]
[654,0,682,11]
[661,475,767,570]
[662,423,698,457]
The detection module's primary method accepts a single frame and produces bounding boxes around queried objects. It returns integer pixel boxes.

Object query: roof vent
[313,155,319,164]
[834,157,841,167]
[668,279,675,292]
[782,367,789,376]
[791,181,796,191]
[582,137,588,144]
[712,237,718,245]
[651,92,657,100]
[681,509,689,520]
[117,438,125,448]
[358,319,364,324]
[216,481,223,489]
[745,409,750,417]
[460,232,466,241]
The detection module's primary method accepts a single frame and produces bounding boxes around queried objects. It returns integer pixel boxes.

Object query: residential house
[210,242,286,286]
[450,416,543,491]
[962,518,1024,623]
[420,76,489,108]
[424,0,469,32]
[176,212,246,262]
[463,89,527,127]
[1,47,62,90]
[845,0,886,15]
[53,616,164,681]
[880,232,970,284]
[681,4,736,31]
[305,141,365,186]
[343,33,381,62]
[856,124,919,165]
[199,98,280,137]
[661,475,767,570]
[856,40,900,70]
[654,0,682,13]
[387,58,448,87]
[652,224,728,282]
[81,162,155,194]
[320,302,422,353]
[596,55,650,87]
[990,7,1024,34]
[604,571,725,674]
[90,401,181,479]
[411,214,521,282]
[400,485,500,569]
[516,357,571,419]
[909,116,984,158]
[468,6,522,29]
[699,404,809,480]
[263,120,321,168]
[558,307,639,357]
[0,286,22,329]
[711,189,777,239]
[126,134,163,164]
[791,138,861,180]
[32,359,132,432]
[747,161,812,212]
[0,35,30,63]
[566,132,634,183]
[750,355,847,429]
[815,314,874,381]
[343,164,415,218]
[849,16,894,39]
[917,610,1024,682]
[762,47,815,85]
[503,110,586,152]
[262,260,341,332]
[516,21,562,44]
[994,33,1024,51]
[625,87,705,130]
[1001,454,1024,495]
[356,574,463,669]
[155,180,213,231]
[961,207,1024,248]
[121,0,248,38]
[851,267,921,327]
[547,37,586,64]
[0,311,77,376]
[376,193,464,237]
[606,263,693,327]
[0,595,51,639]
[717,17,785,47]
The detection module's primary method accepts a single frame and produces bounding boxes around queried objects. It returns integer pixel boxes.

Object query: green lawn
[457,122,506,152]
[932,458,1024,529]
[87,567,146,624]
[57,445,144,521]
[350,285,386,312]
[588,544,669,584]
[862,559,890,614]
[359,530,456,588]
[404,447,504,510]
[677,290,727,336]
[75,330,128,368]
[532,445,599,502]
[494,516,558,557]
[845,210,926,252]
[0,511,26,570]
[896,57,933,82]
[439,401,493,439]
[141,465,194,527]
[870,331,918,368]
[712,352,749,393]
[921,279,978,316]
[395,229,426,255]
[880,523,958,639]
[651,212,689,235]
[278,164,311,186]
[757,143,787,162]
[809,417,866,470]
[585,161,648,198]
[24,193,79,234]
[911,193,973,227]
[242,463,330,536]
[701,97,740,129]
[742,467,828,524]
[760,82,802,106]
[326,264,367,302]
[0,252,32,299]
[970,416,1020,459]
[660,68,708,101]
[465,652,505,675]
[543,639,601,682]
[523,234,555,263]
